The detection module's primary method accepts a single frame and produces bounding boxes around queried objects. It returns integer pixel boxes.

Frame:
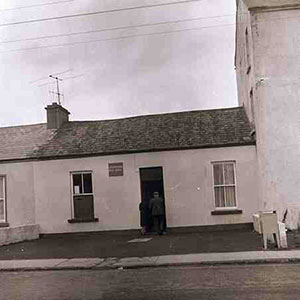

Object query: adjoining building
[0,103,257,240]
[235,0,300,229]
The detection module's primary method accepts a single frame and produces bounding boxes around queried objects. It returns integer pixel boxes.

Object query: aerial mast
[49,75,63,105]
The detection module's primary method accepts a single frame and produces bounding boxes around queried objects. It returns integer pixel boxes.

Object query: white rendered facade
[236,0,300,228]
[0,146,258,234]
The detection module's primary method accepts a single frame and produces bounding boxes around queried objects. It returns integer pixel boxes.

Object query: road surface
[1,263,300,299]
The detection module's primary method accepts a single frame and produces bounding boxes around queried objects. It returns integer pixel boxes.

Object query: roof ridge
[0,106,243,129]
[65,106,243,124]
[0,123,46,130]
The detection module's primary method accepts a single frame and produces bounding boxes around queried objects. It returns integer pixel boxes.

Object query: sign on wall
[108,162,124,177]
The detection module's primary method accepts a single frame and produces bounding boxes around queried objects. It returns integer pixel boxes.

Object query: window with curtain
[212,162,237,208]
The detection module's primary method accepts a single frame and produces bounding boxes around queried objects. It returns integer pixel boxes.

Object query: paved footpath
[1,229,300,271]
[0,229,266,260]
[2,250,300,271]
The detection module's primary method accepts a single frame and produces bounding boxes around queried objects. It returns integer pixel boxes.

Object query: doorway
[139,167,167,233]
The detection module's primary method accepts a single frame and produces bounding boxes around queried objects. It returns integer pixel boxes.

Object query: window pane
[0,200,4,221]
[0,177,4,198]
[213,164,223,185]
[83,173,93,194]
[224,163,235,185]
[214,187,225,207]
[225,186,236,207]
[74,195,94,219]
[73,174,82,194]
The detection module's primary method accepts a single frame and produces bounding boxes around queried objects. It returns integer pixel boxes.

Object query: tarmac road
[1,263,300,300]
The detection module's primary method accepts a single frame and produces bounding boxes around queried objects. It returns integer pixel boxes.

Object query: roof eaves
[0,140,256,164]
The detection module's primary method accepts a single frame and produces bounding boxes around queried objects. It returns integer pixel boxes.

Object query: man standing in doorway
[149,191,165,235]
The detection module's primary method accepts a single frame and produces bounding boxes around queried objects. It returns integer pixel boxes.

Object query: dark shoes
[158,231,167,235]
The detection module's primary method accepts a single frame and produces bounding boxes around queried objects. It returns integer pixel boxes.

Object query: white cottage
[0,103,258,242]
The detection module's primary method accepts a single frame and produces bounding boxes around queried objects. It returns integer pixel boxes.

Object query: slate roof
[0,107,255,162]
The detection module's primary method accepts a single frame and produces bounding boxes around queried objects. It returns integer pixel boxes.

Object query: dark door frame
[139,166,166,233]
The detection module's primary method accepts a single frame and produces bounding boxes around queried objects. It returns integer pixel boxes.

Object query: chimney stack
[45,103,70,129]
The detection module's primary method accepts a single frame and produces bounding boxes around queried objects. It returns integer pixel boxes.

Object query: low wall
[0,224,39,246]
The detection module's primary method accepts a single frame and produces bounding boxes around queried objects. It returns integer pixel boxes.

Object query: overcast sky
[0,0,237,126]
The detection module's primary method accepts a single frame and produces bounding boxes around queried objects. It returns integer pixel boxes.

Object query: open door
[139,167,166,233]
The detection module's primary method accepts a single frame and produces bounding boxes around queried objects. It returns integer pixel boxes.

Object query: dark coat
[139,202,150,227]
[149,197,165,216]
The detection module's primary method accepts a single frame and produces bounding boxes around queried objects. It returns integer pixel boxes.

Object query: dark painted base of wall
[40,223,254,238]
[167,223,253,233]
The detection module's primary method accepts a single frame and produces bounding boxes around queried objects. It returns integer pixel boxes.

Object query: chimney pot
[45,103,70,129]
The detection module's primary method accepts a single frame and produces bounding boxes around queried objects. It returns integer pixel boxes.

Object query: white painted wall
[236,1,300,228]
[31,146,258,234]
[0,162,35,227]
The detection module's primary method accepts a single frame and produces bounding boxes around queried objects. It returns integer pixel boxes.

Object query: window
[72,173,93,195]
[69,172,97,222]
[0,176,6,222]
[250,89,255,123]
[212,162,237,209]
[245,28,251,74]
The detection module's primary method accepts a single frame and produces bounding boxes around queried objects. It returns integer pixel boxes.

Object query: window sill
[0,222,9,228]
[68,218,99,224]
[211,210,243,215]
